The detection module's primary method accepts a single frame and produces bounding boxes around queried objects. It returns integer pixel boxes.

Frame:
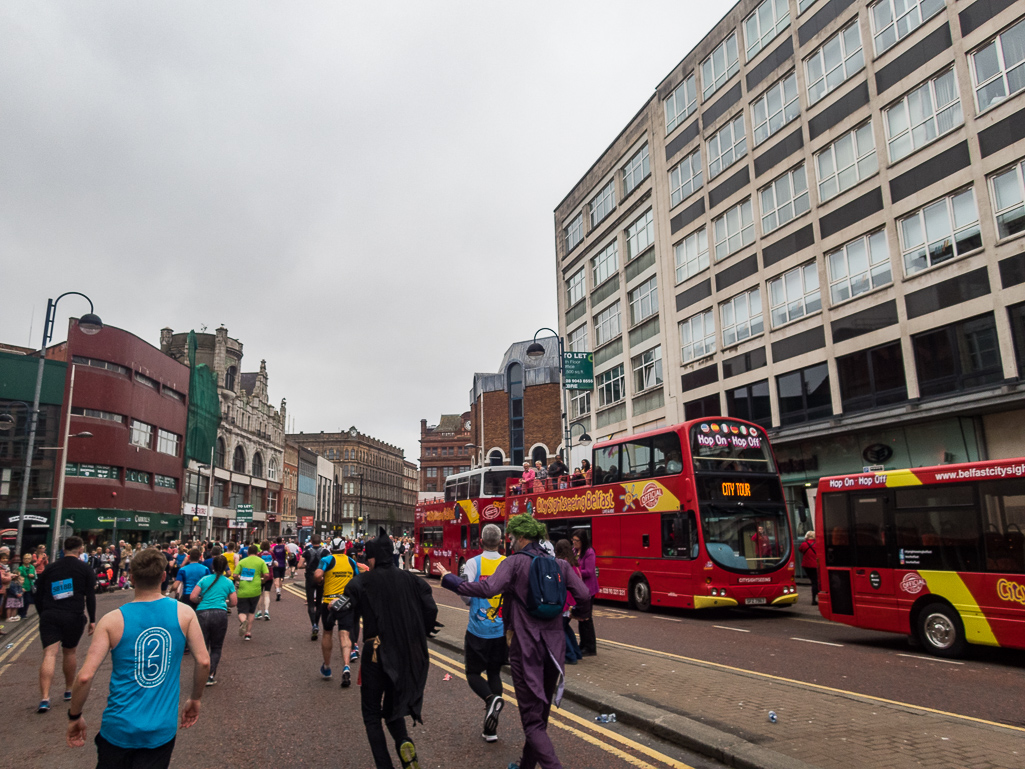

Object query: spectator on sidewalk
[438,514,591,769]
[572,529,599,656]
[800,531,819,606]
[554,540,583,665]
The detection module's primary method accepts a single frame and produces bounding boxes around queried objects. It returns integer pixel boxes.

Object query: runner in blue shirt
[190,555,237,685]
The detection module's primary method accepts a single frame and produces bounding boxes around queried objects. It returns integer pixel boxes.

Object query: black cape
[345,561,438,723]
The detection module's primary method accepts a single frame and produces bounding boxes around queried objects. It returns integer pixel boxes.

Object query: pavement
[427,580,1025,769]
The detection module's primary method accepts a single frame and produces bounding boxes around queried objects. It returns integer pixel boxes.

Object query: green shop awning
[66,509,184,531]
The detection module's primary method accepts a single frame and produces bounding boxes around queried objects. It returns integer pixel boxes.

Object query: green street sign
[563,351,594,390]
[235,503,253,523]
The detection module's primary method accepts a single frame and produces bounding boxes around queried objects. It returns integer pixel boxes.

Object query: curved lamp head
[525,342,546,358]
[0,414,15,432]
[72,431,93,439]
[577,432,592,445]
[78,313,103,336]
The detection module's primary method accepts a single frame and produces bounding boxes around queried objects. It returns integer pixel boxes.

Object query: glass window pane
[923,200,951,242]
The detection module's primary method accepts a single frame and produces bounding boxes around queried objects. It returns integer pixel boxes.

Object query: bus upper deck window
[469,474,481,498]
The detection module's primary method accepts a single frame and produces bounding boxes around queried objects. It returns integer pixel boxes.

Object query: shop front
[0,511,53,553]
[66,508,185,549]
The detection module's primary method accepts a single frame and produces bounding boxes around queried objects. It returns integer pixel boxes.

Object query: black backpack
[518,550,566,620]
[304,546,329,577]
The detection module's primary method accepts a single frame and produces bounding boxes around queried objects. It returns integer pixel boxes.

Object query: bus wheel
[916,602,966,658]
[458,558,466,577]
[423,555,432,578]
[629,577,652,612]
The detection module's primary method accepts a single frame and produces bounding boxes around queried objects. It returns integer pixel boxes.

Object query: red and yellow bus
[816,458,1025,657]
[506,418,797,611]
[413,466,522,577]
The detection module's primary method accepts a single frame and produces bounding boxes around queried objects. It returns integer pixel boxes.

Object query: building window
[596,365,625,408]
[130,419,153,449]
[913,314,1004,397]
[685,394,722,420]
[769,261,821,327]
[267,457,278,481]
[726,380,772,427]
[215,437,226,468]
[626,210,654,260]
[508,362,524,466]
[971,17,1025,112]
[990,161,1025,239]
[702,32,740,99]
[745,0,790,60]
[594,302,622,347]
[224,366,237,391]
[707,114,747,179]
[565,213,583,252]
[870,0,943,54]
[665,74,697,134]
[675,228,709,283]
[805,21,864,105]
[592,241,618,287]
[233,445,247,474]
[622,144,650,196]
[589,179,616,228]
[760,164,810,234]
[266,489,278,513]
[680,310,716,363]
[816,122,877,202]
[799,0,816,11]
[713,199,755,260]
[629,276,658,326]
[251,487,265,512]
[752,72,800,145]
[70,407,123,423]
[164,388,185,403]
[426,467,437,478]
[136,372,159,390]
[156,429,180,457]
[126,469,150,485]
[827,229,892,304]
[229,482,245,509]
[632,346,663,392]
[571,390,591,419]
[899,188,981,275]
[568,324,588,353]
[1008,301,1025,378]
[837,342,908,413]
[669,149,703,208]
[71,356,128,375]
[252,452,264,478]
[777,362,832,425]
[720,287,763,346]
[885,69,962,162]
[567,267,585,308]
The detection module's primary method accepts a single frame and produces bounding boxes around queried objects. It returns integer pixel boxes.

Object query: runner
[313,539,366,686]
[232,544,270,641]
[33,536,97,713]
[256,541,274,620]
[285,538,301,579]
[271,537,288,602]
[298,535,330,641]
[190,554,237,685]
[66,548,209,767]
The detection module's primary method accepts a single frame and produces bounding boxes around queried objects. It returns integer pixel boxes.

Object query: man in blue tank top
[66,547,210,767]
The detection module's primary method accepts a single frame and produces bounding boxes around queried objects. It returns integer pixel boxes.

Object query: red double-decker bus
[816,458,1025,657]
[413,466,523,577]
[505,418,797,611]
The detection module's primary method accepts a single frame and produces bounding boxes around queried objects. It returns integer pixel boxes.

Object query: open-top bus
[816,458,1025,657]
[413,465,522,576]
[506,417,797,611]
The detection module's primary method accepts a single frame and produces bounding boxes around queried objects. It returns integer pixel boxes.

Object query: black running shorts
[39,611,87,649]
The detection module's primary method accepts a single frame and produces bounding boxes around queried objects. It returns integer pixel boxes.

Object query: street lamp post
[567,422,593,472]
[525,327,570,467]
[356,472,364,537]
[19,292,102,559]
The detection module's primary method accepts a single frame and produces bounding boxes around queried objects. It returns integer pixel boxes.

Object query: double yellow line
[0,617,40,679]
[428,647,694,769]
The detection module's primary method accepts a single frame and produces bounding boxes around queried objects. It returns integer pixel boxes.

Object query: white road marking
[790,637,844,647]
[714,625,750,632]
[654,616,682,622]
[896,653,964,665]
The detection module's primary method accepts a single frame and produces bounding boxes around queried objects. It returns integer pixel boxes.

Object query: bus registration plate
[745,597,767,605]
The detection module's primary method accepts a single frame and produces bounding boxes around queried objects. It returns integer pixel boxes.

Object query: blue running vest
[100,598,185,749]
[467,554,505,639]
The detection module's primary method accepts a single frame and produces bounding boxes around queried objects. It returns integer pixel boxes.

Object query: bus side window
[461,525,468,550]
[595,445,621,484]
[661,511,696,559]
[469,474,481,498]
[980,479,1025,574]
[456,478,470,500]
[652,433,683,476]
[470,524,480,549]
[852,495,890,568]
[822,493,854,566]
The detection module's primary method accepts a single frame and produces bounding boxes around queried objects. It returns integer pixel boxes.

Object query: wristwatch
[68,709,82,720]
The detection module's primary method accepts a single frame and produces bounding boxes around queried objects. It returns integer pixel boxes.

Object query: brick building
[282,440,298,536]
[418,414,472,493]
[469,338,562,468]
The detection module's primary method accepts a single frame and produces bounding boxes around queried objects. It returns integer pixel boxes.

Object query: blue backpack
[519,550,566,620]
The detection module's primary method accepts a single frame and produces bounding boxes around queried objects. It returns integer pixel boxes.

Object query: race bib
[52,578,73,600]
[240,568,255,582]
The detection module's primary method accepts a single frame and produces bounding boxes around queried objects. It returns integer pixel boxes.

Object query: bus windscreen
[690,421,776,474]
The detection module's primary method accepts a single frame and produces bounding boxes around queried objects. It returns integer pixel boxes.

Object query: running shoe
[9,616,20,622]
[311,626,319,641]
[63,690,72,702]
[483,695,503,740]
[341,666,351,688]
[350,645,360,662]
[37,700,50,713]
[276,591,281,601]
[254,611,263,620]
[263,611,270,621]
[398,740,419,769]
[320,664,332,680]
[206,676,217,687]
[244,634,252,642]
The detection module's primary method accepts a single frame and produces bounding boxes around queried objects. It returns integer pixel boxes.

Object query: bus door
[849,493,898,631]
[822,492,855,616]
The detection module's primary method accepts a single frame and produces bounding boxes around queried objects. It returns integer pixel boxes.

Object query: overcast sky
[0,1,725,462]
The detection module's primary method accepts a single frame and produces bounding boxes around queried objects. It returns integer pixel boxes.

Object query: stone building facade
[161,326,286,541]
[418,414,472,493]
[469,338,562,468]
[282,441,298,535]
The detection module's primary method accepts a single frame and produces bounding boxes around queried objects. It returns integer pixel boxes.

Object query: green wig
[506,513,547,541]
